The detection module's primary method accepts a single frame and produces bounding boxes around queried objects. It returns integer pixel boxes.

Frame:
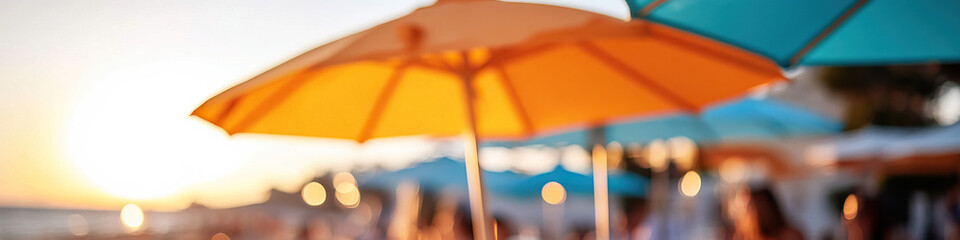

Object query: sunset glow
[65,60,243,200]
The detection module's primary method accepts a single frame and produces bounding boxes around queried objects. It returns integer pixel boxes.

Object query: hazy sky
[0,0,628,210]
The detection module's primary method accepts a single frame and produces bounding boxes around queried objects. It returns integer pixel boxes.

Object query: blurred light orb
[719,158,747,183]
[606,142,624,169]
[336,184,361,208]
[301,182,327,206]
[668,137,697,171]
[67,214,89,236]
[333,172,357,190]
[627,143,646,165]
[646,139,668,171]
[805,145,837,167]
[933,81,960,125]
[212,232,230,240]
[843,194,858,220]
[541,181,567,205]
[120,203,144,230]
[679,171,701,197]
[333,172,356,184]
[336,182,356,193]
[560,145,591,173]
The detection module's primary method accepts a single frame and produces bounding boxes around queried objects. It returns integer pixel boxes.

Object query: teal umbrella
[506,166,648,198]
[485,98,841,147]
[626,0,960,67]
[357,157,524,194]
[358,158,648,198]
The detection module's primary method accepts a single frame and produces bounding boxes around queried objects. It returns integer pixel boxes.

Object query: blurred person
[563,225,593,240]
[872,175,956,240]
[419,191,440,229]
[422,190,461,240]
[493,215,515,240]
[304,218,332,240]
[452,205,474,240]
[618,197,650,239]
[731,188,803,240]
[946,186,960,239]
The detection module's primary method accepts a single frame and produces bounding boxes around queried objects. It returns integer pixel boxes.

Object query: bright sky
[0,0,628,210]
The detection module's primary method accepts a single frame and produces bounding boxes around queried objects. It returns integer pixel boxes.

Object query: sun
[66,59,244,200]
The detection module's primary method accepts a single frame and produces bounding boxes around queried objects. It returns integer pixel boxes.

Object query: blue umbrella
[697,97,842,139]
[357,157,524,194]
[486,98,841,147]
[358,158,648,198]
[505,166,648,198]
[625,0,960,67]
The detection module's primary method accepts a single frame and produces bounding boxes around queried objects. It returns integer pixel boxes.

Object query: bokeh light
[627,143,647,167]
[679,171,701,197]
[336,183,361,208]
[67,214,89,236]
[933,81,960,125]
[606,142,623,170]
[646,139,668,172]
[333,172,358,193]
[843,194,858,220]
[302,182,327,206]
[212,232,230,240]
[333,172,362,208]
[805,145,837,167]
[719,157,747,183]
[120,203,144,231]
[668,137,697,171]
[541,181,567,205]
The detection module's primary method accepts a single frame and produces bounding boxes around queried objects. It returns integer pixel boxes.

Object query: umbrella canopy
[485,98,841,147]
[505,166,648,198]
[193,0,782,141]
[358,158,648,198]
[817,123,960,163]
[192,1,781,238]
[626,0,960,67]
[805,123,960,174]
[358,157,524,194]
[695,98,842,139]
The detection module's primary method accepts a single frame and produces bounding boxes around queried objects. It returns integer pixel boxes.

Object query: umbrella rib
[357,63,411,142]
[639,0,670,17]
[789,0,869,66]
[412,60,454,73]
[576,42,700,111]
[229,67,321,133]
[493,65,536,136]
[489,44,557,66]
[208,96,243,127]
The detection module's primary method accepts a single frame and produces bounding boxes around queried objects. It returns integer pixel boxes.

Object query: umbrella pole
[593,145,610,240]
[461,67,494,240]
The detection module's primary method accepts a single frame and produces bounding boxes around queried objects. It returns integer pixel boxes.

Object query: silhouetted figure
[733,188,803,240]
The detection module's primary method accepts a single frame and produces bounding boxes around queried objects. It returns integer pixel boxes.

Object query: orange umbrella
[193,0,782,238]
